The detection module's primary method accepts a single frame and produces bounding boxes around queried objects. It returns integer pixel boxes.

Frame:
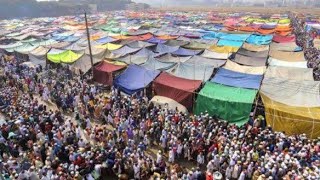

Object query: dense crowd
[0,15,319,180]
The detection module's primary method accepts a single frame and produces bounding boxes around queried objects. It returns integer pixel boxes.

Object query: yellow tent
[208,45,239,53]
[95,43,123,51]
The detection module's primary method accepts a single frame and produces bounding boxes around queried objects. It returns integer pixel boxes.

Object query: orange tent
[257,28,275,35]
[156,35,178,40]
[238,26,257,32]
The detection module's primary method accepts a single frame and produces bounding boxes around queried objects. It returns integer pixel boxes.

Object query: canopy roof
[47,49,83,63]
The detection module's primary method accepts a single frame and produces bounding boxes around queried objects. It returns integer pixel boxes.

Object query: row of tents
[0,11,319,138]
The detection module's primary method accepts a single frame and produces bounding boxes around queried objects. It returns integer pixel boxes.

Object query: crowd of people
[0,16,319,180]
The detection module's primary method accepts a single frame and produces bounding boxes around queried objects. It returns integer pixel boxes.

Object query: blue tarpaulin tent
[96,36,117,44]
[211,68,263,89]
[114,64,160,95]
[246,34,273,45]
[217,39,243,47]
[172,47,202,56]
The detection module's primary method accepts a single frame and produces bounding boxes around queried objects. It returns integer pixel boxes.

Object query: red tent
[153,72,202,110]
[272,35,296,43]
[93,61,126,85]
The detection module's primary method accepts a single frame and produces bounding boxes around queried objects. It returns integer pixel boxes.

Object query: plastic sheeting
[273,35,296,43]
[260,77,320,107]
[269,50,305,61]
[142,57,176,71]
[47,50,83,64]
[153,72,201,110]
[219,33,250,41]
[72,55,103,74]
[185,56,226,67]
[171,62,214,81]
[114,64,160,95]
[201,49,230,60]
[95,43,123,50]
[195,82,257,126]
[260,93,320,139]
[155,44,179,54]
[95,36,117,44]
[237,48,269,58]
[127,41,155,48]
[172,47,202,56]
[268,57,307,68]
[28,46,49,67]
[224,60,266,75]
[264,66,314,81]
[234,54,267,67]
[165,40,189,47]
[183,41,211,50]
[106,46,141,59]
[209,45,239,53]
[217,40,244,47]
[156,54,191,63]
[211,68,263,89]
[242,43,269,52]
[116,48,154,65]
[246,34,273,45]
[270,42,301,52]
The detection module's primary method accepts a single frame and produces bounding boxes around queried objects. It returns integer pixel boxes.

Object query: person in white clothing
[168,147,175,163]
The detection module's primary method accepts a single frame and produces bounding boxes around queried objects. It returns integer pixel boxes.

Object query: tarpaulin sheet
[217,39,244,47]
[95,43,123,50]
[147,37,167,44]
[72,55,103,74]
[260,93,320,139]
[116,48,154,65]
[65,42,87,52]
[114,64,160,95]
[242,43,269,52]
[209,45,239,53]
[200,49,230,60]
[47,50,83,64]
[127,41,155,48]
[234,54,267,67]
[172,62,214,81]
[172,47,202,56]
[195,82,257,126]
[270,42,301,52]
[156,54,191,63]
[10,43,37,54]
[142,57,176,71]
[155,44,179,54]
[264,66,314,81]
[96,36,117,44]
[268,57,307,68]
[182,41,209,50]
[237,48,269,58]
[224,60,266,75]
[165,40,189,47]
[273,35,296,43]
[153,72,201,110]
[211,68,263,89]
[260,77,320,107]
[185,56,226,67]
[219,33,250,41]
[246,34,273,45]
[106,46,141,59]
[93,61,125,85]
[269,50,305,61]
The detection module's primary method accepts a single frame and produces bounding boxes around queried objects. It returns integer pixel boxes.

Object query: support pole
[85,11,94,79]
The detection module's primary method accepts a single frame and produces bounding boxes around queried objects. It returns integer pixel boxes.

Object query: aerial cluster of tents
[0,11,319,138]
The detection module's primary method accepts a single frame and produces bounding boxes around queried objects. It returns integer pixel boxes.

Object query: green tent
[195,82,257,126]
[47,50,83,64]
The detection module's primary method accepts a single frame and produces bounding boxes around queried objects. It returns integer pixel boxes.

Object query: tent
[185,56,226,67]
[234,54,267,67]
[272,35,296,43]
[224,60,266,75]
[171,62,214,81]
[71,55,103,74]
[209,45,239,53]
[116,48,155,65]
[156,53,191,63]
[165,40,189,47]
[28,46,49,67]
[114,64,160,95]
[270,42,301,52]
[217,40,243,47]
[268,57,307,68]
[237,48,269,58]
[105,46,141,59]
[269,50,305,61]
[245,34,273,45]
[171,47,202,56]
[195,82,257,126]
[93,61,126,85]
[211,68,263,89]
[242,43,269,52]
[127,41,155,48]
[150,96,188,113]
[95,36,117,44]
[264,66,314,81]
[183,41,211,50]
[155,44,179,54]
[142,57,176,71]
[153,72,201,110]
[260,77,320,138]
[47,49,83,64]
[201,49,230,60]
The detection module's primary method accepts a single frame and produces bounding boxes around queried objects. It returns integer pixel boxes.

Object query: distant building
[126,3,150,11]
